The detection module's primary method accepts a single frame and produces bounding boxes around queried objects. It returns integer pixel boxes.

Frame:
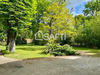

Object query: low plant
[44,39,59,54]
[1,50,10,54]
[44,41,80,56]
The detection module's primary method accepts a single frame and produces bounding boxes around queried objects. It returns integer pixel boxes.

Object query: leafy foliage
[44,40,79,56]
[52,44,79,56]
[83,0,100,16]
[0,0,37,52]
[0,25,6,42]
[40,2,75,35]
[74,0,100,48]
[75,12,100,48]
[0,0,37,31]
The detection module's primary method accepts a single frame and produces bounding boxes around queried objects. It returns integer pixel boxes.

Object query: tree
[31,0,51,35]
[0,0,37,52]
[75,12,100,48]
[39,2,76,43]
[84,12,100,47]
[74,15,85,30]
[83,0,100,16]
[32,0,69,33]
[75,0,100,47]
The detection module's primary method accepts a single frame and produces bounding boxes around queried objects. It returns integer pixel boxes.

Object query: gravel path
[0,56,100,75]
[0,55,19,64]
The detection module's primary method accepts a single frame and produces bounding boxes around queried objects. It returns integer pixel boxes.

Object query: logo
[34,31,66,41]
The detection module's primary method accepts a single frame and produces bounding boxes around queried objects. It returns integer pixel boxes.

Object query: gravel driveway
[0,56,100,75]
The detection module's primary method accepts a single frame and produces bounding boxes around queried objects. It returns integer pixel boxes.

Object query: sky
[67,0,92,16]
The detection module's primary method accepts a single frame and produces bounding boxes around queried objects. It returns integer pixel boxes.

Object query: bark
[49,26,52,36]
[6,20,10,50]
[49,17,53,36]
[9,32,16,52]
[9,38,16,52]
[6,19,17,52]
[9,19,18,52]
[6,31,10,50]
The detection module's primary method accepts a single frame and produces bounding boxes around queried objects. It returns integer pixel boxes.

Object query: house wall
[25,39,33,43]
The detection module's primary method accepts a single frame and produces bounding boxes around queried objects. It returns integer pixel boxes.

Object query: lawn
[0,45,100,59]
[73,47,100,53]
[0,45,51,59]
[73,47,100,57]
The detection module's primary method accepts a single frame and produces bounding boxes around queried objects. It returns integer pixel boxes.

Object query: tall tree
[39,2,76,39]
[32,0,51,33]
[84,12,100,47]
[0,0,37,52]
[74,15,86,30]
[83,0,100,16]
[32,0,70,34]
[75,12,100,48]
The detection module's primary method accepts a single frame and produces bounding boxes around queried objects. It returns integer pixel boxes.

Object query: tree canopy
[0,0,37,52]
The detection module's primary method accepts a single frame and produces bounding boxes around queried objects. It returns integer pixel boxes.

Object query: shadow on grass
[39,51,48,55]
[73,47,100,51]
[16,48,37,51]
[16,47,45,51]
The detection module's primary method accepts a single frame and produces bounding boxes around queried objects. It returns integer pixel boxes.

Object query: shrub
[44,42,59,54]
[1,50,9,54]
[16,37,27,45]
[44,43,80,56]
[33,40,47,45]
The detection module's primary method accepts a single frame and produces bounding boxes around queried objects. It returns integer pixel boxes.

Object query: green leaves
[40,2,75,37]
[84,0,100,16]
[0,0,37,35]
[75,11,100,48]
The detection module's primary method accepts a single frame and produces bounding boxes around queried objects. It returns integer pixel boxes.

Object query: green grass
[73,47,100,57]
[0,45,100,59]
[0,45,51,59]
[73,47,100,53]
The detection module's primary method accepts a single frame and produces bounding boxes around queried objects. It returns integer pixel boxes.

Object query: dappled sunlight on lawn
[0,45,51,59]
[1,45,100,59]
[73,47,100,57]
[73,47,100,53]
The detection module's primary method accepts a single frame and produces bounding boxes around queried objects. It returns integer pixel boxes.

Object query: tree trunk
[6,32,16,52]
[6,19,17,52]
[9,37,16,52]
[6,31,10,50]
[9,33,16,52]
[6,19,10,50]
[49,17,53,36]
